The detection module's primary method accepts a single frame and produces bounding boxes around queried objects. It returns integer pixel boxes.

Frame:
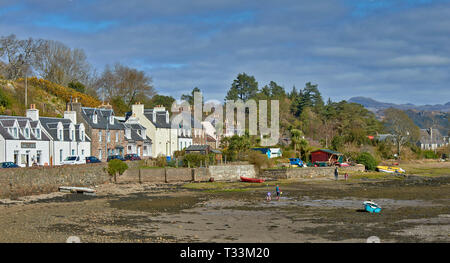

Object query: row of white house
[0,104,91,167]
[0,101,220,166]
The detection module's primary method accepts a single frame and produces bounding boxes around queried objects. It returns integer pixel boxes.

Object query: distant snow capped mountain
[348,97,450,112]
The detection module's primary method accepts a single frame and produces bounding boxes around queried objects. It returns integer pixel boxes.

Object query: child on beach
[344,173,348,180]
[266,191,272,201]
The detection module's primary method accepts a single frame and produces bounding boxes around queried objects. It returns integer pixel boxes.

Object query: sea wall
[261,164,365,179]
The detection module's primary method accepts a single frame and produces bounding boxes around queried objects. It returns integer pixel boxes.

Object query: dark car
[124,154,141,161]
[107,155,126,162]
[1,162,19,168]
[85,156,101,163]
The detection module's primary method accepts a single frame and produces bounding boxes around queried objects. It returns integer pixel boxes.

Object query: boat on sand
[240,176,265,183]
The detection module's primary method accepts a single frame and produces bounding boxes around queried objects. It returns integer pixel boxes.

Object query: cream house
[131,103,178,158]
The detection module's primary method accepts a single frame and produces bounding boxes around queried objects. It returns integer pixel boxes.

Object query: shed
[310,149,343,164]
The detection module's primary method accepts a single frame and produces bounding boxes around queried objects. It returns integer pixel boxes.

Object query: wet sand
[0,174,449,243]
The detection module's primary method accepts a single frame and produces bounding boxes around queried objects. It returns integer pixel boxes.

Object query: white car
[61,156,86,165]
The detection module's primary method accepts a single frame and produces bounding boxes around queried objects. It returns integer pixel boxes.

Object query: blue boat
[363,201,382,213]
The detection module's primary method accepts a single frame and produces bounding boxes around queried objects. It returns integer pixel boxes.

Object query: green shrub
[422,150,439,159]
[356,152,378,171]
[155,155,167,167]
[246,150,274,172]
[184,153,208,167]
[107,159,128,183]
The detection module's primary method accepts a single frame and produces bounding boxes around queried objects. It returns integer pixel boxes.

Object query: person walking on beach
[334,167,339,180]
[275,185,281,201]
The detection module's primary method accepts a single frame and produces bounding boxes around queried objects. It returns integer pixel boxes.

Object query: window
[80,130,84,141]
[71,149,75,155]
[25,128,29,138]
[115,131,119,142]
[99,149,102,160]
[93,113,97,124]
[59,149,63,162]
[13,128,18,138]
[107,131,111,142]
[81,149,85,156]
[36,128,41,139]
[99,131,102,142]
[71,130,75,141]
[59,129,63,140]
[109,116,114,125]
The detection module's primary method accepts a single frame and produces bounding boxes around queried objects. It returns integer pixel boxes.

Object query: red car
[124,154,141,161]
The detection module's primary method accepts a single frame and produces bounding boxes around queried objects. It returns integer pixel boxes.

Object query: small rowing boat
[240,176,265,183]
[363,201,381,213]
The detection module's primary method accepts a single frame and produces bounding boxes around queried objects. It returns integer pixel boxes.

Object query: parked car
[107,155,126,162]
[61,156,86,165]
[0,162,19,168]
[124,154,141,161]
[85,156,101,163]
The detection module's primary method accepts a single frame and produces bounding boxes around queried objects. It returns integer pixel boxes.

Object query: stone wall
[0,163,110,198]
[207,164,256,181]
[261,165,365,179]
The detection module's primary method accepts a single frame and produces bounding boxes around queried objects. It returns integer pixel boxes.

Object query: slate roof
[39,117,91,142]
[122,122,152,144]
[419,128,445,145]
[81,107,125,130]
[143,109,171,128]
[0,115,50,141]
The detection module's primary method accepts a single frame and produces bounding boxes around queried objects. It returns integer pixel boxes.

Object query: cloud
[0,0,449,105]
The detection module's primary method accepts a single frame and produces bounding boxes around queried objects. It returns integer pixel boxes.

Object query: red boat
[240,176,265,183]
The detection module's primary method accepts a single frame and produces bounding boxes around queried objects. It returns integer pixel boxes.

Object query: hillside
[349,96,450,112]
[349,96,449,136]
[0,77,101,118]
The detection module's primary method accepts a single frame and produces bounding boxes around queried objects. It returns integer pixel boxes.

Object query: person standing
[334,167,339,180]
[344,173,348,181]
[275,185,281,200]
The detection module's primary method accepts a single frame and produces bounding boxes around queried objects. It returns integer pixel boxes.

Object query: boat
[240,176,265,183]
[363,201,382,213]
[376,166,405,174]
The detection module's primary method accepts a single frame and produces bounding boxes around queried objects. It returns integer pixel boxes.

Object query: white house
[120,114,152,158]
[0,109,51,167]
[38,108,91,166]
[131,103,178,157]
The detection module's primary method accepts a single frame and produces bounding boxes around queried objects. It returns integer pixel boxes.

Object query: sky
[1,0,449,105]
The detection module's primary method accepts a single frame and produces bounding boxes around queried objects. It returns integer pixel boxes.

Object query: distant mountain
[348,96,450,112]
[349,96,449,136]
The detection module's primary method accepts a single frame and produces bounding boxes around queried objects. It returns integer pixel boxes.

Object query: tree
[96,63,155,107]
[0,34,46,80]
[383,108,420,157]
[290,129,308,159]
[226,73,258,101]
[107,159,128,183]
[34,40,91,87]
[145,94,175,110]
[356,152,378,171]
[68,81,86,93]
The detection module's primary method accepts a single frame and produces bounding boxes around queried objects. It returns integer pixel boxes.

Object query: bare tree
[33,40,91,86]
[96,63,155,107]
[0,34,46,80]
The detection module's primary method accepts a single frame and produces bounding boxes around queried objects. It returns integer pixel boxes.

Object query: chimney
[26,104,39,121]
[64,111,77,124]
[70,97,82,124]
[132,103,144,116]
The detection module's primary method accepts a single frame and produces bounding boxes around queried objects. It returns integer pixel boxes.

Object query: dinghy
[363,201,381,213]
[240,176,265,183]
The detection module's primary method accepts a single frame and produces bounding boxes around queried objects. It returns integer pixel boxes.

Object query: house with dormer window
[70,99,127,162]
[131,103,178,157]
[38,106,91,166]
[0,105,51,167]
